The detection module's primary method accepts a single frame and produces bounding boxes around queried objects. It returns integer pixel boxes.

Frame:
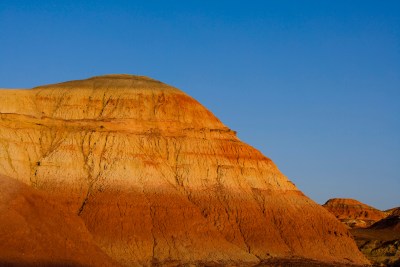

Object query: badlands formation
[0,75,369,266]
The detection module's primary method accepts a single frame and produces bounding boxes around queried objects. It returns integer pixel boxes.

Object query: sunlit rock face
[0,75,369,266]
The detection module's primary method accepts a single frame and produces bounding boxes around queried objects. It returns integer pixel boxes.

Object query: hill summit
[0,75,369,266]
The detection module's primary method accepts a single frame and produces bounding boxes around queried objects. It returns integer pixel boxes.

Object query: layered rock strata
[0,75,369,266]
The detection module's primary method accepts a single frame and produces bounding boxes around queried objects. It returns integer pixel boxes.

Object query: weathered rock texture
[323,198,386,228]
[0,174,119,266]
[0,75,369,266]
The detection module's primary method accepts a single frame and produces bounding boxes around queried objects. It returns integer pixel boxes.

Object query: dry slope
[0,75,369,266]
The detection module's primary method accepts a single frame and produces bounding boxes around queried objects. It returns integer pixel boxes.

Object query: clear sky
[1,1,399,209]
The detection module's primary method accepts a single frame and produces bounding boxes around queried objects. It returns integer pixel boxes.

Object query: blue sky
[1,1,399,209]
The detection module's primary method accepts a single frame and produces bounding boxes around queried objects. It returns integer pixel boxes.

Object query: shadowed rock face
[0,75,369,266]
[323,198,386,228]
[351,223,400,267]
[385,207,400,217]
[0,174,119,266]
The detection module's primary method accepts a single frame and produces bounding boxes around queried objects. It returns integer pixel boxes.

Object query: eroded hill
[0,75,369,266]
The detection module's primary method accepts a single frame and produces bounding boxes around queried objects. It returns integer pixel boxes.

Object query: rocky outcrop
[323,198,386,228]
[0,174,119,266]
[0,75,369,266]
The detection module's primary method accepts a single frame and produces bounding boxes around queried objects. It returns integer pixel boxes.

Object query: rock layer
[323,198,386,228]
[0,75,369,266]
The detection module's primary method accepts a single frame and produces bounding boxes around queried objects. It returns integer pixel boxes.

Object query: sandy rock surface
[0,75,369,266]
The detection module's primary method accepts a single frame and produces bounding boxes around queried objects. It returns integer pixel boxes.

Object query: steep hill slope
[0,75,369,266]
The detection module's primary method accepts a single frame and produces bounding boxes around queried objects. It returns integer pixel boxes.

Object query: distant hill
[323,198,386,228]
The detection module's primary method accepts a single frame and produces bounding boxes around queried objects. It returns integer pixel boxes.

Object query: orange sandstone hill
[0,75,369,266]
[323,198,386,228]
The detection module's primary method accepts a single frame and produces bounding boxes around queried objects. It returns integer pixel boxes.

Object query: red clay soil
[0,75,370,266]
[0,174,120,267]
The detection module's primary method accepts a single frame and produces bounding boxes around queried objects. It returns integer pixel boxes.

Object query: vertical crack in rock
[252,188,266,215]
[28,128,65,188]
[0,137,17,174]
[77,130,113,215]
[153,91,165,115]
[50,89,69,117]
[141,183,158,265]
[236,212,251,254]
[99,92,112,118]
